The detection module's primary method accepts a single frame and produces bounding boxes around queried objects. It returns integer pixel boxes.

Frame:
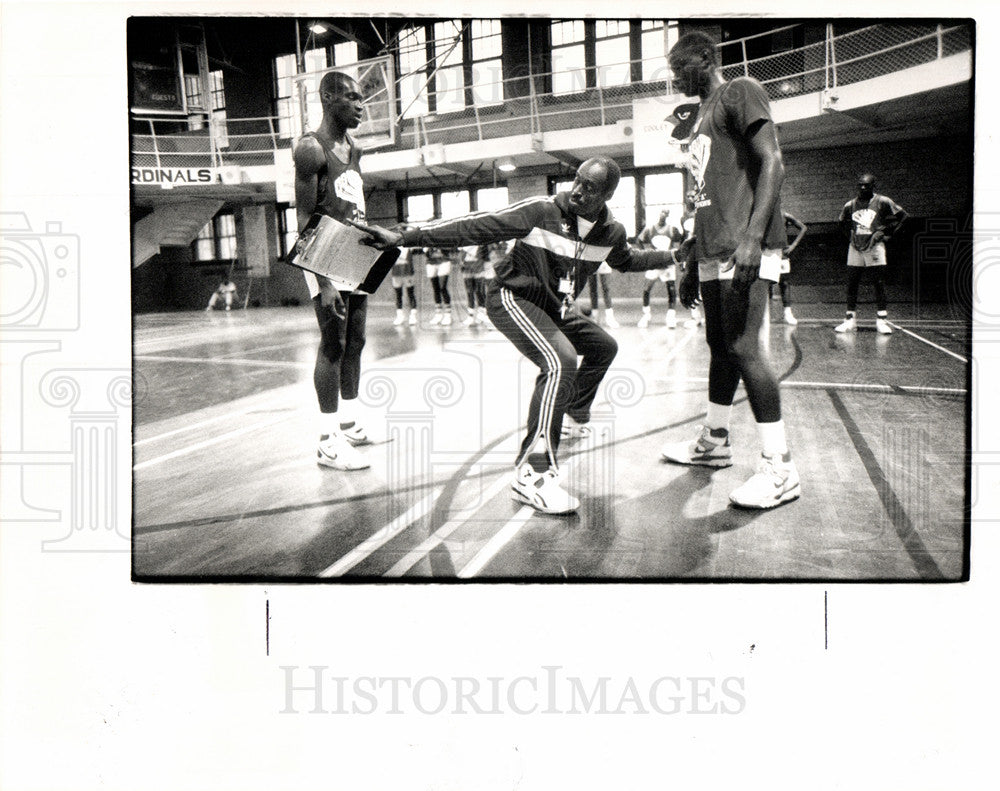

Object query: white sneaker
[637,308,651,328]
[393,309,406,326]
[429,309,442,326]
[684,307,702,328]
[317,433,370,470]
[462,311,475,326]
[474,307,486,325]
[729,453,800,509]
[560,415,592,439]
[441,311,452,326]
[834,315,857,333]
[339,422,372,447]
[511,465,579,514]
[604,309,620,329]
[666,309,677,329]
[875,317,892,334]
[408,309,418,326]
[783,307,798,326]
[661,425,733,468]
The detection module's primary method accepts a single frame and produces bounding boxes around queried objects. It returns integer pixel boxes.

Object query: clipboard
[289,214,399,295]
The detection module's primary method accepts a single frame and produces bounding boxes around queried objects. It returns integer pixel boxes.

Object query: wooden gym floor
[132,298,969,582]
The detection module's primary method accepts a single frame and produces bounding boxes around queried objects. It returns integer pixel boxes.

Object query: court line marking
[457,506,536,578]
[885,322,968,363]
[318,489,443,577]
[134,398,295,446]
[133,413,295,470]
[135,354,311,369]
[383,473,514,577]
[651,376,965,396]
[217,340,307,359]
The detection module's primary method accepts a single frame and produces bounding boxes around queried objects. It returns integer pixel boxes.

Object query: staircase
[132,200,223,267]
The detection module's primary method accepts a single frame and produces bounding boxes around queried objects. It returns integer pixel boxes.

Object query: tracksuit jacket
[399,192,676,316]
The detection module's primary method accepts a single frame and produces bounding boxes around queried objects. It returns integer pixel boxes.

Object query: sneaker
[393,309,406,326]
[834,315,857,333]
[661,425,733,468]
[637,308,651,328]
[729,452,800,509]
[408,309,418,326]
[317,433,370,470]
[474,307,486,325]
[684,307,703,328]
[666,309,677,329]
[462,311,475,326]
[783,307,798,326]
[511,465,579,514]
[429,310,442,326]
[875,317,892,334]
[339,422,373,447]
[560,415,593,439]
[604,308,620,329]
[441,311,452,327]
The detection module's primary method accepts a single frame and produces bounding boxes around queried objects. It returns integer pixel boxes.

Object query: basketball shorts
[391,274,414,289]
[847,242,886,268]
[644,265,676,283]
[595,262,612,275]
[699,249,783,283]
[426,261,452,278]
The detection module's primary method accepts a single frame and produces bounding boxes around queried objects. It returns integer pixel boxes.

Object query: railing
[131,23,971,176]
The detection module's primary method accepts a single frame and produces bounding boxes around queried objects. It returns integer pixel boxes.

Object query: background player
[391,244,420,326]
[774,211,806,325]
[587,264,619,328]
[461,245,488,325]
[425,246,454,326]
[205,278,238,311]
[353,157,678,514]
[636,209,680,328]
[835,173,908,334]
[660,32,799,510]
[292,71,373,471]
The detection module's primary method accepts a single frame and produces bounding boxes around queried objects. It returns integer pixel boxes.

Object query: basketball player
[660,32,800,509]
[835,173,908,334]
[587,265,619,328]
[636,207,701,329]
[775,211,807,325]
[391,244,419,326]
[206,278,237,311]
[425,246,453,326]
[353,157,679,514]
[293,71,372,471]
[463,245,489,326]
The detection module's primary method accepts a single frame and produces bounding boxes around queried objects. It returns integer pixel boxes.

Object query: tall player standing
[293,72,373,471]
[660,32,800,509]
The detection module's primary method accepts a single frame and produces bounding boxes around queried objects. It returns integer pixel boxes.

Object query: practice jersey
[301,131,366,223]
[840,194,906,251]
[684,77,786,261]
[399,192,673,317]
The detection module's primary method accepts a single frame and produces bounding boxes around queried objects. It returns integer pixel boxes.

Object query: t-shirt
[683,77,787,260]
[840,194,907,251]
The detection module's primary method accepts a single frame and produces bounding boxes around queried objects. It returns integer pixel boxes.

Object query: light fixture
[497,156,516,173]
[309,22,329,35]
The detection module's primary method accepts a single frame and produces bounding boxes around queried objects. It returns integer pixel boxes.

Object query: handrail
[131,23,971,175]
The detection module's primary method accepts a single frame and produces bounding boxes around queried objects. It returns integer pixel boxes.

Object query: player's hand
[679,265,700,309]
[869,230,886,247]
[346,219,403,250]
[317,276,347,319]
[727,236,762,290]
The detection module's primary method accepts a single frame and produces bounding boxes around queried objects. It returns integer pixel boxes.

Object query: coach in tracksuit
[356,156,679,514]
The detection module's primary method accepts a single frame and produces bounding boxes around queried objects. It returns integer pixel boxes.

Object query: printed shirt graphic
[841,194,905,251]
[310,132,366,223]
[683,77,786,261]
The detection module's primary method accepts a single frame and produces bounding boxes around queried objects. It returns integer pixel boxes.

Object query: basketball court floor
[132,298,969,582]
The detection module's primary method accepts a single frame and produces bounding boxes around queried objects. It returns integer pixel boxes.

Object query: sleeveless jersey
[685,77,786,261]
[303,131,366,223]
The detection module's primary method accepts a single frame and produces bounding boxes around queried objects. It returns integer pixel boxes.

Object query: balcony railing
[131,22,971,177]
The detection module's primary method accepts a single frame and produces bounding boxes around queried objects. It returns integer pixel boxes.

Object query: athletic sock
[706,402,732,433]
[757,420,789,458]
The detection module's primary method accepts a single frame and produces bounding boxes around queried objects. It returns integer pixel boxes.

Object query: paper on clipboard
[289,214,398,294]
